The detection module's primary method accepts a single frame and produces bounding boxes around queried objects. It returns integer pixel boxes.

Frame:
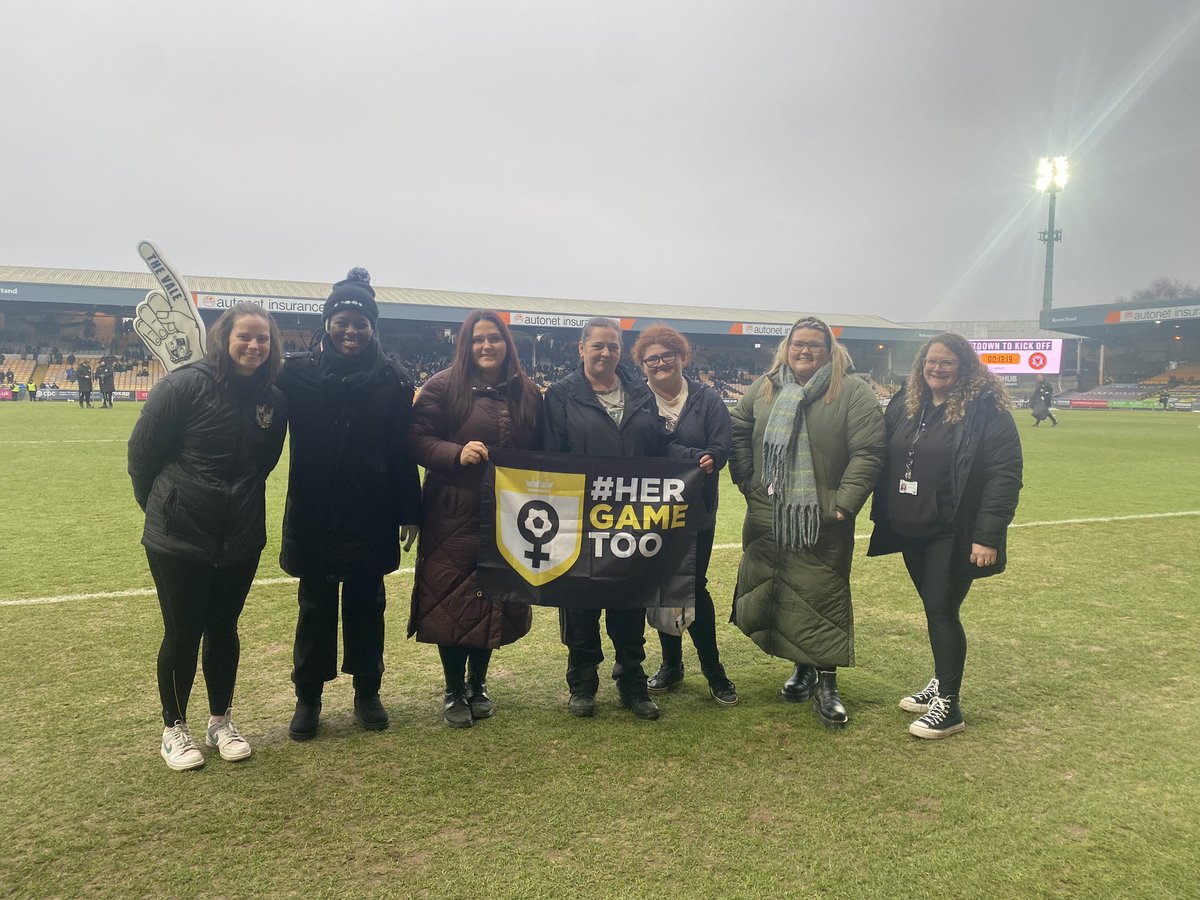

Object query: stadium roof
[0,265,904,328]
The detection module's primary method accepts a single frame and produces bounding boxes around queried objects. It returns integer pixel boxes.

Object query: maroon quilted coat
[407,368,540,647]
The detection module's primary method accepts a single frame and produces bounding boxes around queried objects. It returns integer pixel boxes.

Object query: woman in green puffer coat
[730,316,884,728]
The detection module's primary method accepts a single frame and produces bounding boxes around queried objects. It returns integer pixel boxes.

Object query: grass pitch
[2,403,1198,898]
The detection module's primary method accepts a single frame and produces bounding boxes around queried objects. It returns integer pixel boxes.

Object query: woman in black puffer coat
[277,269,423,741]
[129,302,287,771]
[869,332,1022,740]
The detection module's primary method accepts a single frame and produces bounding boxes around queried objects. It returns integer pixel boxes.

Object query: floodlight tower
[1037,156,1069,313]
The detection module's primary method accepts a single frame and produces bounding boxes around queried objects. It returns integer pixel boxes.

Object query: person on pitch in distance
[541,317,715,722]
[277,268,423,741]
[868,333,1023,739]
[729,316,884,728]
[407,310,543,728]
[128,302,287,771]
[630,324,737,706]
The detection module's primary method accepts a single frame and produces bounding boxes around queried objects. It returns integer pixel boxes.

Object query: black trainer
[909,695,965,739]
[354,693,389,731]
[708,674,739,707]
[289,700,321,742]
[899,677,939,714]
[648,663,685,694]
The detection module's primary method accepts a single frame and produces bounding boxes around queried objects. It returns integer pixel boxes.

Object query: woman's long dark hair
[440,310,540,437]
[205,302,283,386]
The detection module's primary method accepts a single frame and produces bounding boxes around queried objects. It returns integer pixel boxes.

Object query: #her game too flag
[479,448,715,609]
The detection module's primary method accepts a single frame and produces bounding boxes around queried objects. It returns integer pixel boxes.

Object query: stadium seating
[1142,362,1200,385]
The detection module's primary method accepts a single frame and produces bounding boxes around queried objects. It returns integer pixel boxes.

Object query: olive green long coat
[729,372,884,667]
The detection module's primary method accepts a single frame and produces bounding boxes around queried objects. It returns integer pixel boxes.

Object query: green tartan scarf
[761,361,832,550]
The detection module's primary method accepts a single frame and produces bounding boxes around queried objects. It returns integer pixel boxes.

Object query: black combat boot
[812,669,848,728]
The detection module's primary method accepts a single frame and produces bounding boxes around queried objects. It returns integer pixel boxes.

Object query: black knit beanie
[323,267,378,325]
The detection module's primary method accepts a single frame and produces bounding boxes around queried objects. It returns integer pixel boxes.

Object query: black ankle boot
[812,669,848,728]
[443,687,473,728]
[465,681,494,719]
[352,675,389,731]
[782,664,816,702]
[289,685,323,741]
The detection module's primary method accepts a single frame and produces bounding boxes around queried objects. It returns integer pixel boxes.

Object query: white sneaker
[205,710,252,761]
[161,722,205,771]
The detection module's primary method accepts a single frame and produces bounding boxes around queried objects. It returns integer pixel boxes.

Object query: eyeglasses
[642,352,678,368]
[790,341,827,353]
[924,358,960,370]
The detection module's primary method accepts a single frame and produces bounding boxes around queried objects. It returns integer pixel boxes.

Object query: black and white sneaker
[899,677,939,714]
[909,695,965,739]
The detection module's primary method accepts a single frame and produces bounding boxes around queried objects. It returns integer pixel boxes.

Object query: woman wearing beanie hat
[277,267,423,741]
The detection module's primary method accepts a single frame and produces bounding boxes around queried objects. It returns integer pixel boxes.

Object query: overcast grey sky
[4,1,1198,321]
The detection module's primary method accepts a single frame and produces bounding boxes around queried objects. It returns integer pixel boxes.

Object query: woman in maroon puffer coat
[407,309,543,728]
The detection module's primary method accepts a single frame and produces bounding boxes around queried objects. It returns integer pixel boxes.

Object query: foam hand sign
[134,241,207,371]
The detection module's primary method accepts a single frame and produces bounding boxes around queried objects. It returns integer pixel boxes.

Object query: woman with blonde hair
[868,333,1022,738]
[729,316,884,727]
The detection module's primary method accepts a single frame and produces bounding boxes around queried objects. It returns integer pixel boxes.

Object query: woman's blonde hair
[904,332,1011,423]
[764,316,851,403]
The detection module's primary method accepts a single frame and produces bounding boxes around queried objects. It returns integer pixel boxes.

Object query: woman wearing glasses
[631,325,737,706]
[729,317,884,728]
[868,333,1022,738]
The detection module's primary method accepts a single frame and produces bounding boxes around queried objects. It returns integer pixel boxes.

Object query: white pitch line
[0,567,415,607]
[3,510,1199,608]
[710,509,1200,550]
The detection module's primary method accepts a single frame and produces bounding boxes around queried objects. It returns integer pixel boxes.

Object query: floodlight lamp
[1036,157,1054,192]
[1053,156,1070,188]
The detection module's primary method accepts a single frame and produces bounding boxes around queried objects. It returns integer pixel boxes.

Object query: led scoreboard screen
[968,340,1063,375]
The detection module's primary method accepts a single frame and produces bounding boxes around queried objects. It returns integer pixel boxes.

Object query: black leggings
[146,550,260,727]
[438,646,493,691]
[901,534,973,697]
[656,527,723,677]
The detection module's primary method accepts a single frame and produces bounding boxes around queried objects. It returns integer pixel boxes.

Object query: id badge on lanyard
[899,404,933,497]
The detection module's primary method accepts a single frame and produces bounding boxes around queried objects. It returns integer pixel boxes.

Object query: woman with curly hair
[868,332,1023,739]
[630,324,736,706]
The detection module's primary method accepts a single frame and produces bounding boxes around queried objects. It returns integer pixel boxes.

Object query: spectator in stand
[67,352,76,366]
[137,367,150,378]
[76,362,94,408]
[5,369,14,384]
[127,302,287,770]
[868,333,1022,739]
[66,365,75,382]
[96,360,116,408]
[278,268,423,741]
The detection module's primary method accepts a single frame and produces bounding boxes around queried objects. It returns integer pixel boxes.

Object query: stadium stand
[1142,362,1200,385]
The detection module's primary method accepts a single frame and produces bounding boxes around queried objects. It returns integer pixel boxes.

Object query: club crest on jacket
[256,403,274,429]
